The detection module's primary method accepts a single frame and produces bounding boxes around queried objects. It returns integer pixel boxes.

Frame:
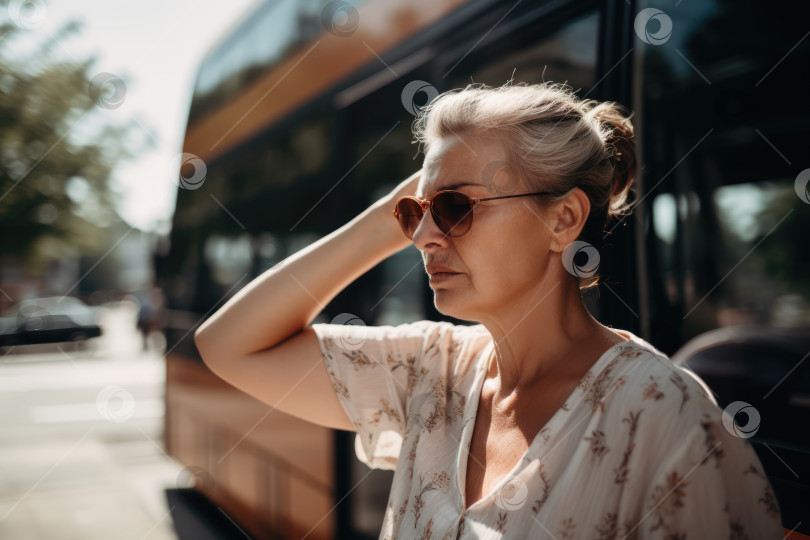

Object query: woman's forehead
[419,137,505,196]
[417,165,485,197]
[424,134,503,165]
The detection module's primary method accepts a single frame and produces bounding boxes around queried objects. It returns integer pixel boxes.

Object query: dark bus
[157,0,810,538]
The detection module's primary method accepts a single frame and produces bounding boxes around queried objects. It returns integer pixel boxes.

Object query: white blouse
[310,320,783,539]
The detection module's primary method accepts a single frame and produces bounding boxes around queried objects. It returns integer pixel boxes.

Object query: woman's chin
[433,290,474,318]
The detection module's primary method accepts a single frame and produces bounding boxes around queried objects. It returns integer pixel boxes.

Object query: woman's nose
[411,208,450,251]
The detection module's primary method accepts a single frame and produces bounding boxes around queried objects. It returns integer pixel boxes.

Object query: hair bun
[582,100,637,219]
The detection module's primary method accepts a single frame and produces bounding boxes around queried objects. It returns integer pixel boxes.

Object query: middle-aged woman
[194,81,783,539]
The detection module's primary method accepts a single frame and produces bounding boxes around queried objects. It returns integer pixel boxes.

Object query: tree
[0,3,150,276]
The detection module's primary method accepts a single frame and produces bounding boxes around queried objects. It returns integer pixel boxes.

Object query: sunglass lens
[395,198,423,239]
[434,192,473,236]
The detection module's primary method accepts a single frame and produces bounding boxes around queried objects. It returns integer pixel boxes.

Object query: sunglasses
[393,189,559,239]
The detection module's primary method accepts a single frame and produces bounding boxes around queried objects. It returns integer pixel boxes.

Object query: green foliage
[0,5,149,274]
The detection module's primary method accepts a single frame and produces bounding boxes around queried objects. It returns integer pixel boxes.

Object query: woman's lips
[429,272,459,283]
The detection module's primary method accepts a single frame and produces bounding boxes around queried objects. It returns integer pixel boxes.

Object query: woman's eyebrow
[440,182,480,190]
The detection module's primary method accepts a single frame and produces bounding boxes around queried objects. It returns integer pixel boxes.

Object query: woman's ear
[548,188,590,253]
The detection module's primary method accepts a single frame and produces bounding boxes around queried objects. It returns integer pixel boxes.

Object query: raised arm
[193,170,420,430]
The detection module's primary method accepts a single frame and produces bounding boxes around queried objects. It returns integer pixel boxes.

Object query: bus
[157,0,810,538]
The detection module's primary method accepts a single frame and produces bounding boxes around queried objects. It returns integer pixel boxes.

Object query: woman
[194,81,783,538]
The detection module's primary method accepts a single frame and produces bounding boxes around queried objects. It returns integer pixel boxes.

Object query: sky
[7,0,261,233]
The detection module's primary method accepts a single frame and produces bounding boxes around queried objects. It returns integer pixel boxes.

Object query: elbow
[193,326,219,369]
[193,324,206,346]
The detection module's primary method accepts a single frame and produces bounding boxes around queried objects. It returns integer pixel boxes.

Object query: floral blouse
[310,320,783,539]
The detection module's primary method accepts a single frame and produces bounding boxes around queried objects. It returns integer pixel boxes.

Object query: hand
[369,169,422,250]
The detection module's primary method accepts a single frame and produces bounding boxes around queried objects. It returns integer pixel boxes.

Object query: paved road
[0,304,183,540]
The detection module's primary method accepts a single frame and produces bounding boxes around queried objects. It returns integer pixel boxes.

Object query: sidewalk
[0,304,184,539]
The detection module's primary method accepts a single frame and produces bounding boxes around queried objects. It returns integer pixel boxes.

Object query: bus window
[444,10,599,93]
[638,0,810,352]
[189,0,372,125]
[711,182,809,327]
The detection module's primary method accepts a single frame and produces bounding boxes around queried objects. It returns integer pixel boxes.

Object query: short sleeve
[639,408,783,539]
[310,319,454,470]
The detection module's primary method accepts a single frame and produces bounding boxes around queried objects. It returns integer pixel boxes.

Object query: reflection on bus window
[203,233,253,286]
[447,11,598,91]
[653,193,677,245]
[711,182,810,328]
[190,0,371,124]
[653,180,810,334]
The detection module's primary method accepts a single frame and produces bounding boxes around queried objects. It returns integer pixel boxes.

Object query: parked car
[0,296,104,349]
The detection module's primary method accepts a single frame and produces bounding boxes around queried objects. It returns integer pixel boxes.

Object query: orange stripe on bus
[183,0,468,164]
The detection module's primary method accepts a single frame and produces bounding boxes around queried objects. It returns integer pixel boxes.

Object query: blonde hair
[411,80,637,290]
